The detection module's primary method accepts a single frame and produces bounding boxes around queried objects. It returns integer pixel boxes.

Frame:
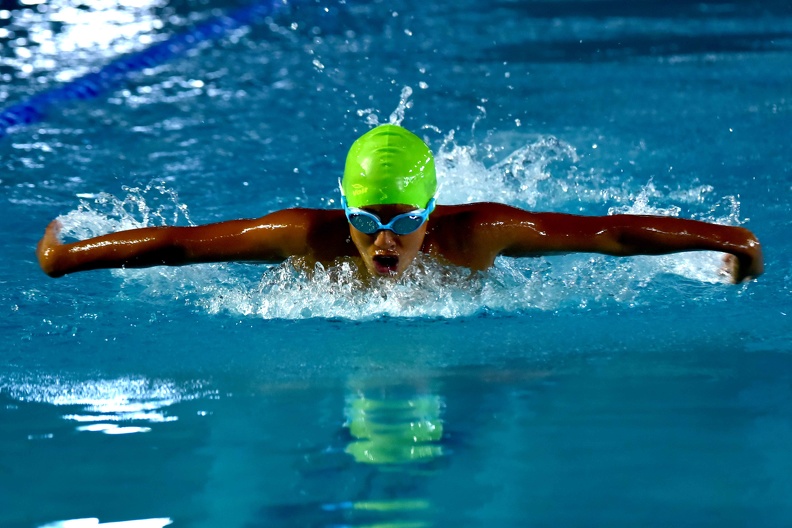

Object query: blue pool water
[2,0,791,526]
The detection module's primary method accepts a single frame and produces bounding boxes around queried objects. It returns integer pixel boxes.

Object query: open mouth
[372,255,399,275]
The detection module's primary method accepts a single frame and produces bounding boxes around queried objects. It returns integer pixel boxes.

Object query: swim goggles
[339,185,436,236]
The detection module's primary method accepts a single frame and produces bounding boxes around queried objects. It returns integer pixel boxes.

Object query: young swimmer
[36,124,764,283]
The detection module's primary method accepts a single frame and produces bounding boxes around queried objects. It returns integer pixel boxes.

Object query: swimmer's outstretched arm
[476,206,764,283]
[36,209,337,278]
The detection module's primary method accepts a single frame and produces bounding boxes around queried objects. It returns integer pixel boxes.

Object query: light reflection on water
[39,517,173,528]
[1,0,174,83]
[5,375,211,435]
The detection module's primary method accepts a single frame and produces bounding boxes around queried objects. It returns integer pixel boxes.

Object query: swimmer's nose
[373,229,396,249]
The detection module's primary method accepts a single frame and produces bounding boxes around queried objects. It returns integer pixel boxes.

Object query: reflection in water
[260,387,446,526]
[344,392,445,465]
[320,388,447,527]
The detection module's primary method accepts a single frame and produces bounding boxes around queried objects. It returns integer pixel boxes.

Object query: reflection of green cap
[344,394,444,465]
[342,124,436,209]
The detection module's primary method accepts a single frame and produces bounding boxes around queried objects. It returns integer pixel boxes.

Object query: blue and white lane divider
[0,0,285,139]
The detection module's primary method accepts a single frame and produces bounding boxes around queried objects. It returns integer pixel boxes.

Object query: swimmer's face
[349,204,428,277]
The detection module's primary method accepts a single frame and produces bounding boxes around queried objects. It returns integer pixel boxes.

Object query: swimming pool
[2,0,791,526]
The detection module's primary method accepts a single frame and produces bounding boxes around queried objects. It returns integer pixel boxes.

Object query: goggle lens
[348,214,380,235]
[391,214,424,235]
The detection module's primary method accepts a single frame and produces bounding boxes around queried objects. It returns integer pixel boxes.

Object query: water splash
[356,107,380,126]
[388,86,414,126]
[57,181,193,241]
[436,131,581,208]
[355,85,414,127]
[197,255,508,319]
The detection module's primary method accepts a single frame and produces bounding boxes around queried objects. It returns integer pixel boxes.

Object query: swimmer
[36,124,764,283]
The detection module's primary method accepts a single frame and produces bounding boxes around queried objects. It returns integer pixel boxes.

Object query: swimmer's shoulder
[426,203,536,269]
[254,207,347,235]
[429,202,535,228]
[267,207,355,259]
[263,207,345,222]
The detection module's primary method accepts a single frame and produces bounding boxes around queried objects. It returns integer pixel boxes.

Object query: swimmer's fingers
[37,220,64,277]
[721,250,763,284]
[720,254,737,283]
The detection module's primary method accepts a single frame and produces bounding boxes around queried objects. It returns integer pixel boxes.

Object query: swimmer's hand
[721,239,764,284]
[37,220,65,277]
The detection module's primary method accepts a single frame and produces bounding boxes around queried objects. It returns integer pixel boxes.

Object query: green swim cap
[341,124,437,209]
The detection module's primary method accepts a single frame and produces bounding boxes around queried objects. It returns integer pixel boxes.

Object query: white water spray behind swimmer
[389,86,414,126]
[53,131,745,320]
[58,182,194,240]
[355,86,414,127]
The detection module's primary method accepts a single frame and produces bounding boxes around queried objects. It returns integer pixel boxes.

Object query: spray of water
[58,181,193,239]
[354,86,414,127]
